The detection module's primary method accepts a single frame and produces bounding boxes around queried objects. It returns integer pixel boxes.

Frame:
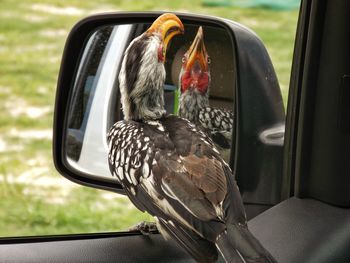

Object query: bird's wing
[140,117,226,222]
[162,117,277,262]
[158,150,227,220]
[107,120,154,212]
[161,116,247,225]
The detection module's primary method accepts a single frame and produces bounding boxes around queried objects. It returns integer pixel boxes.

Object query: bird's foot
[129,221,158,235]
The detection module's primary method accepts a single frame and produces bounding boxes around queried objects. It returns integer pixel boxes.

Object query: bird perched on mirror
[178,26,234,162]
[107,13,276,263]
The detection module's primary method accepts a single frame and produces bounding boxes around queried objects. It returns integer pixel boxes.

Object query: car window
[67,26,113,161]
[0,2,298,237]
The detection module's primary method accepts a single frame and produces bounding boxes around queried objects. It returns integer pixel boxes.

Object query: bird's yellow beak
[185,26,208,71]
[147,13,184,56]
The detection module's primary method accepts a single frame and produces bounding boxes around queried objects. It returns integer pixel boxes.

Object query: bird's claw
[129,221,158,235]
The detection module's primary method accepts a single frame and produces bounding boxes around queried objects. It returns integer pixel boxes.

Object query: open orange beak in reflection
[184,26,209,72]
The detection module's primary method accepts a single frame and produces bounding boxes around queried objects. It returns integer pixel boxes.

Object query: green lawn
[0,0,298,237]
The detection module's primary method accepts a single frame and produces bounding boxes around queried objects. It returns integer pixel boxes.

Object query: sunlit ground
[0,0,298,237]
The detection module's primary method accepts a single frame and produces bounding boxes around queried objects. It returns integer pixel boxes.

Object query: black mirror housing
[54,12,285,212]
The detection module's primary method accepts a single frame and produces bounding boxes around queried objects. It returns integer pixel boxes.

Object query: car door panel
[0,233,194,263]
[249,197,350,263]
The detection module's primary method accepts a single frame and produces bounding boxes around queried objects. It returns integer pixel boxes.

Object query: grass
[0,0,298,237]
[0,184,153,236]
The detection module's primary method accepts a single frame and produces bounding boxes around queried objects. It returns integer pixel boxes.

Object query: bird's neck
[178,88,209,123]
[119,35,166,121]
[121,79,166,121]
[130,87,166,121]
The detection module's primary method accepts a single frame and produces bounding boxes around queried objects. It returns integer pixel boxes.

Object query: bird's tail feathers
[157,218,219,263]
[215,224,277,263]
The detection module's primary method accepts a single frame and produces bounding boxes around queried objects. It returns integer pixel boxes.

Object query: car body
[0,1,349,262]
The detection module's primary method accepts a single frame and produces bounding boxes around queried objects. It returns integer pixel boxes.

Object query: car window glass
[0,4,298,238]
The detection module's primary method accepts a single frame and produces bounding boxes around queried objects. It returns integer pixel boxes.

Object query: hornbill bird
[107,13,276,263]
[178,27,233,161]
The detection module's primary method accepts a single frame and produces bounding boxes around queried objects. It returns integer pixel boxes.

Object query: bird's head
[119,13,184,121]
[146,13,184,63]
[179,26,211,96]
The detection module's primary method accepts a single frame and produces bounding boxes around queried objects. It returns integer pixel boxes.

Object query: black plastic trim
[293,0,326,199]
[0,231,157,245]
[54,11,285,207]
[289,0,350,207]
[282,0,311,200]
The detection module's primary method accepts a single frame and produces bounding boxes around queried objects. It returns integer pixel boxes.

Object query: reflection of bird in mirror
[107,13,276,263]
[178,26,234,162]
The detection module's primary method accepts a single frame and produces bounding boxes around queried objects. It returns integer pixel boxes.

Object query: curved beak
[185,26,208,71]
[147,13,184,53]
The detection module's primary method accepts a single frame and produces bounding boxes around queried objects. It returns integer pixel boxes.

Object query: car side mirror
[54,12,285,212]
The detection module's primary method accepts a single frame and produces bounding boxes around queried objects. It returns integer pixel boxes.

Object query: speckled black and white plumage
[107,14,276,263]
[108,116,236,262]
[178,87,233,134]
[179,89,234,151]
[199,106,233,134]
[199,106,234,154]
[108,115,227,262]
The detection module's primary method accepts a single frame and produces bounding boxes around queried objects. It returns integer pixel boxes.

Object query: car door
[1,1,350,263]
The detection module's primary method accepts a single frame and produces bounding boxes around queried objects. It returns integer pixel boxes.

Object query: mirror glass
[65,22,236,180]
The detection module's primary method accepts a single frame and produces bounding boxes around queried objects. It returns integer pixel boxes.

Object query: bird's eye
[207,57,211,64]
[182,57,186,63]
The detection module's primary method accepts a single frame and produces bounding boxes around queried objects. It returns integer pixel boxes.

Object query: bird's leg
[128,221,159,235]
